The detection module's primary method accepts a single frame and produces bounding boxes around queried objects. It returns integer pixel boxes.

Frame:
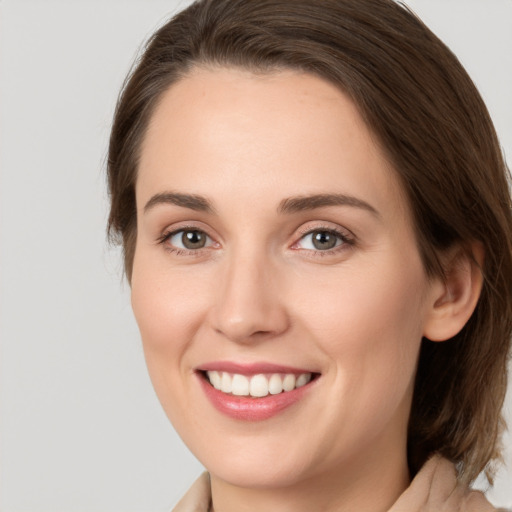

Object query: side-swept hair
[107,0,512,484]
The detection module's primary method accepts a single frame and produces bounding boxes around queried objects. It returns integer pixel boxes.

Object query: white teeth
[221,372,232,393]
[206,371,313,397]
[268,374,283,395]
[296,373,311,388]
[231,374,250,396]
[282,374,296,392]
[209,371,222,390]
[249,374,269,397]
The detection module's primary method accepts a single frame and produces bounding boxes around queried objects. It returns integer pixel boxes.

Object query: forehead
[137,66,407,221]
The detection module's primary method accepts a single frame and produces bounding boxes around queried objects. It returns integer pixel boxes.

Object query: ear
[423,242,484,342]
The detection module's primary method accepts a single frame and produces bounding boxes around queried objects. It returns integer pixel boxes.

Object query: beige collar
[389,456,497,511]
[172,456,503,512]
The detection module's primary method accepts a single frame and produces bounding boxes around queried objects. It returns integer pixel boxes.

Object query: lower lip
[197,373,316,421]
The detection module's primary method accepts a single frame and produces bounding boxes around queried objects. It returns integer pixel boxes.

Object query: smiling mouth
[201,370,318,398]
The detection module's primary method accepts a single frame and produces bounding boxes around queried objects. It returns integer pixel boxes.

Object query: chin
[207,454,314,489]
[180,425,322,489]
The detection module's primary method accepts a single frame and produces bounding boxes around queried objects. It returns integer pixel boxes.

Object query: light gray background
[0,1,511,510]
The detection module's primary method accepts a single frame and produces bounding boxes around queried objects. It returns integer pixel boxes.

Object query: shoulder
[390,456,506,512]
[171,472,211,512]
[172,465,510,512]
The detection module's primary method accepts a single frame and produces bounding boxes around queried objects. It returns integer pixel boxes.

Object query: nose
[209,249,290,344]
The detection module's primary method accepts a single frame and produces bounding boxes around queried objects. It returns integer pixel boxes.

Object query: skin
[131,67,481,512]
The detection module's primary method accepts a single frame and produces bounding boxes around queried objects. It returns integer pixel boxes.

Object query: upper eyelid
[158,226,215,245]
[295,222,354,240]
[157,221,355,247]
[159,222,216,239]
[293,227,353,249]
[298,228,348,239]
[290,221,356,257]
[157,228,217,255]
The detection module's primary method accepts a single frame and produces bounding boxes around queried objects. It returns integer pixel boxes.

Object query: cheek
[297,258,427,409]
[131,249,212,346]
[130,255,213,410]
[298,257,426,343]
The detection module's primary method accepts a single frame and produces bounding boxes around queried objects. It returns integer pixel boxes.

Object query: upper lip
[196,361,318,376]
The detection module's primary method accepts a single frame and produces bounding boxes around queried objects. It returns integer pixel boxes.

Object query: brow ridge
[143,191,378,217]
[144,192,215,214]
[278,193,379,216]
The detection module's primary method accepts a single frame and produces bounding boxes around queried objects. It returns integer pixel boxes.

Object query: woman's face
[132,67,441,489]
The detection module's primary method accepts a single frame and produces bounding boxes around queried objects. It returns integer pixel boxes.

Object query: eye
[295,229,349,251]
[161,228,214,251]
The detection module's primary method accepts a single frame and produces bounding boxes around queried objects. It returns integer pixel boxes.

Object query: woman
[107,0,512,510]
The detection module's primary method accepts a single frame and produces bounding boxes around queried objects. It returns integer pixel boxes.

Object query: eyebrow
[144,192,216,214]
[143,191,379,217]
[277,193,380,217]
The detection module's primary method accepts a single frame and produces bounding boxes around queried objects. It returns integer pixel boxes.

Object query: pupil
[312,231,336,250]
[182,230,206,249]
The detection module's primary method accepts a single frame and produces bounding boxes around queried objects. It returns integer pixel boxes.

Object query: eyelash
[156,225,215,257]
[156,224,355,257]
[294,225,355,256]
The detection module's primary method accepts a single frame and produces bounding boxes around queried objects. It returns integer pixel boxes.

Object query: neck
[210,443,410,512]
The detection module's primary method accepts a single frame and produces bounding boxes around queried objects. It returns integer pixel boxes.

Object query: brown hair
[107,0,512,484]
